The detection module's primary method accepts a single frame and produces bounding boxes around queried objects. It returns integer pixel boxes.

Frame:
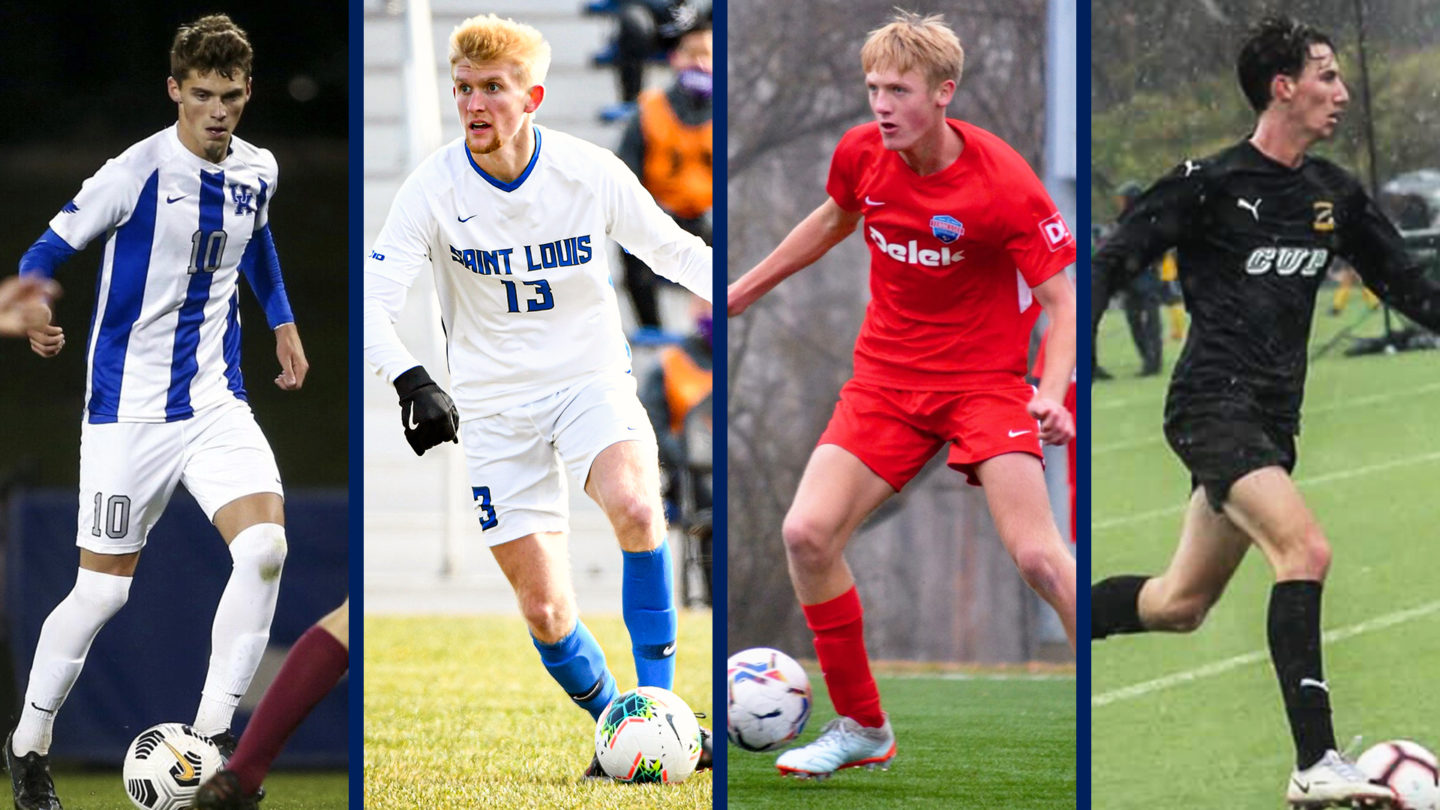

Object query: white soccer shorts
[460,372,658,547]
[75,399,284,553]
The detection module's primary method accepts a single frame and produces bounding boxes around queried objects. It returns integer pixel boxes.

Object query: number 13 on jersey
[499,278,554,313]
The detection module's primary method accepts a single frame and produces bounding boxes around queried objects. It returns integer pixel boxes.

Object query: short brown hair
[449,14,552,88]
[860,10,964,90]
[170,14,253,82]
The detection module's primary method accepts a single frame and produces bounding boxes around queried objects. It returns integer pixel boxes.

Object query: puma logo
[1237,197,1262,221]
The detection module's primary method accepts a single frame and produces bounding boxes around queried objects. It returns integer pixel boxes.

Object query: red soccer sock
[803,586,884,728]
[228,625,349,794]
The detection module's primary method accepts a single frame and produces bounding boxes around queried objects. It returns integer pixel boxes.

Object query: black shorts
[1163,411,1297,512]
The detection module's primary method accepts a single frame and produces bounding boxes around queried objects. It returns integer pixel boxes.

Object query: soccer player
[362,14,713,777]
[1090,16,1440,807]
[5,15,305,810]
[194,600,349,810]
[0,277,58,338]
[728,11,1078,779]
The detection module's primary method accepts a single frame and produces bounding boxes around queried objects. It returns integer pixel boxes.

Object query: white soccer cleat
[775,715,896,780]
[1287,750,1398,808]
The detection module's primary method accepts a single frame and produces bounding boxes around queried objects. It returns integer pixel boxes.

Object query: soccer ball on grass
[122,723,225,810]
[726,647,812,752]
[1357,740,1440,810]
[593,686,703,783]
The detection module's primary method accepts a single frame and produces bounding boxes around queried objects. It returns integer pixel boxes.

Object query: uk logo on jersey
[1039,212,1074,252]
[929,215,964,244]
[229,183,255,215]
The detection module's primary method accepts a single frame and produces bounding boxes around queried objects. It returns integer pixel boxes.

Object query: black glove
[394,366,459,456]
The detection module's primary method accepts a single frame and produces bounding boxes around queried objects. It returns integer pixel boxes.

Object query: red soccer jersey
[827,118,1076,389]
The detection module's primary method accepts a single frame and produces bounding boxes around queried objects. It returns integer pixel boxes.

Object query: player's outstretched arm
[728,197,861,317]
[273,323,308,390]
[1344,194,1440,332]
[0,276,58,337]
[1029,272,1076,446]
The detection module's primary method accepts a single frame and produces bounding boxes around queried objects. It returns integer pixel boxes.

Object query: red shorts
[817,379,1043,490]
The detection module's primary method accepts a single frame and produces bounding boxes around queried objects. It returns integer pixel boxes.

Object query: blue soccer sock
[532,621,618,721]
[622,542,677,689]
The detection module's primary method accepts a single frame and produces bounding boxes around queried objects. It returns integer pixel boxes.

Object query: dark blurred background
[0,1,347,767]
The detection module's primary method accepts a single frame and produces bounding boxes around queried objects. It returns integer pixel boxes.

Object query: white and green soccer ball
[121,723,224,810]
[593,686,702,783]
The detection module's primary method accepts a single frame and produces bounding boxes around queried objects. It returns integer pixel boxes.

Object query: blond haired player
[730,11,1077,779]
[363,14,713,777]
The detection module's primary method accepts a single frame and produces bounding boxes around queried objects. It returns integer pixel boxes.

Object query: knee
[1274,526,1331,581]
[609,494,663,549]
[1011,543,1062,597]
[229,522,288,582]
[72,569,133,616]
[521,594,576,645]
[781,511,841,573]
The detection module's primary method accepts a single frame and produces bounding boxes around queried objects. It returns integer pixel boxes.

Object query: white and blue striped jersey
[38,124,286,424]
[364,125,712,418]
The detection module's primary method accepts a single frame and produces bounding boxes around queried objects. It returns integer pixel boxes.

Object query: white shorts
[461,373,658,546]
[76,399,283,553]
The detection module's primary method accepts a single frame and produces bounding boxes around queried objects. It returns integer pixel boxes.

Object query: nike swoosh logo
[1292,777,1311,793]
[458,214,478,222]
[408,408,422,431]
[29,702,54,715]
[1299,678,1329,692]
[167,195,188,204]
[864,196,885,206]
[163,741,196,781]
[1008,430,1032,438]
[662,642,677,656]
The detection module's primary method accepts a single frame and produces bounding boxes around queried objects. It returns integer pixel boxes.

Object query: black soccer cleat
[582,753,611,781]
[194,769,262,810]
[208,731,238,762]
[697,726,712,771]
[5,733,62,810]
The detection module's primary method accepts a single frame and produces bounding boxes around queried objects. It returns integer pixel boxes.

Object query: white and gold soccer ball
[121,723,225,810]
[726,647,812,752]
[593,686,703,783]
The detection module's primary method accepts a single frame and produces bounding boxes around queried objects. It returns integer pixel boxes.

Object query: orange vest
[638,88,713,219]
[660,346,713,434]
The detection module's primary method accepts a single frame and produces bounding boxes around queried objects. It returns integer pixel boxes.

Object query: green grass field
[40,770,347,809]
[1092,295,1440,807]
[727,669,1076,809]
[364,611,713,809]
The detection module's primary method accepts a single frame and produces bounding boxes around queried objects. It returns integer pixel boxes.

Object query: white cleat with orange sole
[775,715,896,780]
[1287,750,1397,808]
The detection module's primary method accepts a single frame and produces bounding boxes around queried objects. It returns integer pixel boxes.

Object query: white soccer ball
[726,647,812,752]
[1357,740,1440,810]
[122,723,225,810]
[593,686,702,783]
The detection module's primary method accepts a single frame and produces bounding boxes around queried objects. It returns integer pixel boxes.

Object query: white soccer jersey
[50,124,279,424]
[364,125,712,417]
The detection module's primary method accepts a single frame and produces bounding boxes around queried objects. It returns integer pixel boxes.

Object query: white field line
[885,673,1075,682]
[1093,449,1440,532]
[1093,599,1440,707]
[1093,380,1440,456]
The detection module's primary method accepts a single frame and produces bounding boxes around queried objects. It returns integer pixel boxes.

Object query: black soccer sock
[1091,575,1150,639]
[1268,580,1336,770]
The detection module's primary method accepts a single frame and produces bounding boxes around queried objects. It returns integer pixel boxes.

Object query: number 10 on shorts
[471,486,498,530]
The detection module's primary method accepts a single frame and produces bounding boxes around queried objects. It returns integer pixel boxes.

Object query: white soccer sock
[193,522,286,736]
[13,569,132,756]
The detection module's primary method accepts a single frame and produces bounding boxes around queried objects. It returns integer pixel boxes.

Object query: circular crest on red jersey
[929,215,964,244]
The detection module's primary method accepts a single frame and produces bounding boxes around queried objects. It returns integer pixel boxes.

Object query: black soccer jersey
[1093,139,1440,430]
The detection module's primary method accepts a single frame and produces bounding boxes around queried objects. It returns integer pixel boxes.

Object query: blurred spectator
[618,16,712,329]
